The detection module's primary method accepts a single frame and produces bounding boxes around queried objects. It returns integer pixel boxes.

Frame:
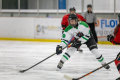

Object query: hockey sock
[58,47,77,69]
[91,49,105,64]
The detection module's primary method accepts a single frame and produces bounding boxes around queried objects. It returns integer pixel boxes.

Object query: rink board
[0,17,118,44]
[34,18,118,41]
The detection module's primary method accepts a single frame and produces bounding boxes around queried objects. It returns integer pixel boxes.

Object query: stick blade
[19,70,26,73]
[64,75,73,80]
[116,77,120,80]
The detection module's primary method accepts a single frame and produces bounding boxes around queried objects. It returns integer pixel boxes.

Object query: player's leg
[91,23,98,43]
[85,37,110,69]
[57,47,77,70]
[57,40,82,70]
[88,23,98,43]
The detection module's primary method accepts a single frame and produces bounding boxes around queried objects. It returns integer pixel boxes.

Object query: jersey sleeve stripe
[61,39,69,42]
[61,41,67,45]
[82,36,88,40]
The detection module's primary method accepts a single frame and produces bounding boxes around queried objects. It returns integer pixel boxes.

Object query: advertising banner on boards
[95,18,118,41]
[34,18,62,39]
[34,18,118,41]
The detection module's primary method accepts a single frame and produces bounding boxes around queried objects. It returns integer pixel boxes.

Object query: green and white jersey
[60,21,91,48]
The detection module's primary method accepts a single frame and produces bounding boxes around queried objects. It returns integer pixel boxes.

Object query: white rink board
[34,18,62,39]
[0,17,118,41]
[0,17,35,38]
[34,18,118,41]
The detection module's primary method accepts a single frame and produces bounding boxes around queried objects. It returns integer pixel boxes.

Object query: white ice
[0,40,120,80]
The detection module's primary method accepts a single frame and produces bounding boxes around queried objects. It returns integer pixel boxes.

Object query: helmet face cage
[68,14,78,27]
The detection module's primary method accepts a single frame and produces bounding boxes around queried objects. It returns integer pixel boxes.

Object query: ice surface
[0,40,119,80]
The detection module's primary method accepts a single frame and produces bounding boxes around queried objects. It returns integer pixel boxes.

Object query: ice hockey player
[107,14,120,80]
[61,7,86,34]
[56,13,110,71]
[115,52,120,80]
[61,7,86,52]
[107,14,120,45]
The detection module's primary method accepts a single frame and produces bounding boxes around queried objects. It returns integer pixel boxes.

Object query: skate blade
[76,51,83,54]
[56,68,61,71]
[107,69,111,71]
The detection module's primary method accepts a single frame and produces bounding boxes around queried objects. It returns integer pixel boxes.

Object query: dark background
[2,0,28,9]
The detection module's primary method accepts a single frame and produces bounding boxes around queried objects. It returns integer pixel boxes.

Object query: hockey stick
[116,77,120,80]
[19,36,74,73]
[64,60,115,80]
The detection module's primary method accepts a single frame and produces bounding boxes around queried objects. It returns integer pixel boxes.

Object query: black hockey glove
[107,34,114,42]
[56,45,62,55]
[71,38,81,48]
[76,32,84,38]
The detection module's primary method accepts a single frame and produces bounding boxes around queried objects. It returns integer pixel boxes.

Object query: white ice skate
[102,63,111,71]
[56,60,64,71]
